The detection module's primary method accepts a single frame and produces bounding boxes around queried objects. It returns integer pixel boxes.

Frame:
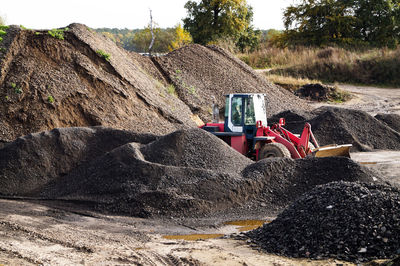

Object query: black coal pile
[0,127,157,196]
[243,157,377,211]
[375,113,400,133]
[247,181,400,263]
[309,107,400,151]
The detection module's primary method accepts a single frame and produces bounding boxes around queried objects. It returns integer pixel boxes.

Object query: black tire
[259,142,291,160]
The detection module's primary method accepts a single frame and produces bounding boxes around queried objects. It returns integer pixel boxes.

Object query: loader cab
[224,93,268,137]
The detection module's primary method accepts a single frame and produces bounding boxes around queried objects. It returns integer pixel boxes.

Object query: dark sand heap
[0,127,379,218]
[268,107,400,151]
[153,44,310,120]
[247,181,400,263]
[375,113,400,133]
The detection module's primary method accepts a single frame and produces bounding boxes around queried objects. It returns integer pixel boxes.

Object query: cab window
[231,97,242,126]
[244,97,256,125]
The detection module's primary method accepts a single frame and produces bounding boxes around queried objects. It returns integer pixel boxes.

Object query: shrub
[166,84,176,95]
[96,49,111,61]
[48,28,66,40]
[47,95,55,103]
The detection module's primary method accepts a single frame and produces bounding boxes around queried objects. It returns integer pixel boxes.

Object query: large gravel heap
[154,44,310,120]
[375,113,400,133]
[247,181,400,263]
[0,126,379,218]
[268,107,400,151]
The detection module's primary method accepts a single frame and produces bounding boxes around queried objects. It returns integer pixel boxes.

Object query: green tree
[183,0,255,46]
[282,0,400,47]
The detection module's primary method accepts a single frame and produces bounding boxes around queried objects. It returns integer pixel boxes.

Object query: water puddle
[162,220,270,241]
[224,219,269,232]
[162,234,224,241]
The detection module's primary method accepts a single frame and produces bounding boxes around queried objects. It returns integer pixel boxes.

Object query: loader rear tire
[259,143,291,160]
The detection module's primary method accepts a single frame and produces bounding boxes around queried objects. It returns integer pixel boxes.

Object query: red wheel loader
[200,93,351,160]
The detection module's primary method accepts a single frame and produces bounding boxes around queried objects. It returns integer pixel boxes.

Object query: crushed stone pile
[0,126,379,217]
[242,157,376,211]
[40,128,258,217]
[310,107,400,151]
[268,107,400,151]
[153,44,311,120]
[247,181,400,263]
[0,127,157,196]
[140,129,251,172]
[375,113,400,133]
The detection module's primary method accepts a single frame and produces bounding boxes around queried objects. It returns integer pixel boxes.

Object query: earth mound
[295,83,350,102]
[247,181,400,263]
[153,44,310,120]
[375,113,400,132]
[0,24,198,142]
[309,107,400,151]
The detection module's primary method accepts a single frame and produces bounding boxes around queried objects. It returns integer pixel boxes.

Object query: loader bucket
[312,144,352,158]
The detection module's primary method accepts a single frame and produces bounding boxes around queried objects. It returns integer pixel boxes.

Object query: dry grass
[239,47,400,86]
[265,74,322,92]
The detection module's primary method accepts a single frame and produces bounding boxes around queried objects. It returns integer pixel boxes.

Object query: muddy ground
[0,84,399,265]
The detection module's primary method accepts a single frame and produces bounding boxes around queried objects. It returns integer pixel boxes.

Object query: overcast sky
[1,0,294,30]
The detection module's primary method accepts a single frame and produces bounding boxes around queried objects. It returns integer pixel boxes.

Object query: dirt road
[311,84,400,115]
[0,199,353,266]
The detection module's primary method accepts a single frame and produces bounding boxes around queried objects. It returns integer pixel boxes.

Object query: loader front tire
[259,143,291,160]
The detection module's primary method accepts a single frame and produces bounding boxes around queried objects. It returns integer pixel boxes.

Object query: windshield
[244,97,256,125]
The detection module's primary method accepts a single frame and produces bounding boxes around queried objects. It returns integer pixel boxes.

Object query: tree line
[3,0,399,53]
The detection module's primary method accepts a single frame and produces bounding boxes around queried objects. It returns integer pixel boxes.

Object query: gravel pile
[310,107,400,151]
[269,107,400,151]
[242,157,377,211]
[247,181,400,263]
[40,128,257,217]
[154,44,311,120]
[0,126,378,218]
[0,127,157,196]
[375,113,400,132]
[140,129,251,173]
